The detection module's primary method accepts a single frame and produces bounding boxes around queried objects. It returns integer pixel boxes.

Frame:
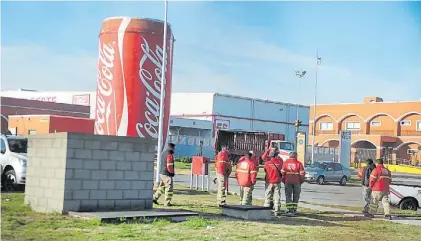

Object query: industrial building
[170,93,309,142]
[1,89,309,158]
[1,90,309,140]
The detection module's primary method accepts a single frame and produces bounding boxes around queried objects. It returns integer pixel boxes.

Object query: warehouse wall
[212,94,309,141]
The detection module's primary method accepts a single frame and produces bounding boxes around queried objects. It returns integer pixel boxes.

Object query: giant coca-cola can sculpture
[95,17,175,153]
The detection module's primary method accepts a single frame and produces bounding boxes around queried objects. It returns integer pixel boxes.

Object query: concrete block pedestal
[24,133,156,213]
[221,205,272,220]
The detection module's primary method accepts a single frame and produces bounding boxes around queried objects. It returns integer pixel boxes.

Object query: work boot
[218,203,226,208]
[286,210,294,216]
[364,213,374,218]
[213,178,217,184]
[153,199,159,205]
[165,203,173,207]
[384,215,392,220]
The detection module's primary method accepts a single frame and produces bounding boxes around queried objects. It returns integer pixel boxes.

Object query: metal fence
[306,145,339,163]
[306,145,377,167]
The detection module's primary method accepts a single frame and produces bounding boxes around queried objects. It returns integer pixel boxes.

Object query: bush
[180,156,192,163]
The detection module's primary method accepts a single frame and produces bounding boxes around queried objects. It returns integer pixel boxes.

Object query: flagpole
[156,0,169,184]
[311,50,321,163]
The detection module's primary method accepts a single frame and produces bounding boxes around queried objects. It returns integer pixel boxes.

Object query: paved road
[174,175,365,207]
[174,173,421,207]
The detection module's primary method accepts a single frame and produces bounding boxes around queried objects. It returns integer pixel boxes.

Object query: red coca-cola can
[95,17,175,151]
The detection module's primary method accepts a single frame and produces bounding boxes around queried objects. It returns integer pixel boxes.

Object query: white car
[390,183,421,211]
[1,134,28,190]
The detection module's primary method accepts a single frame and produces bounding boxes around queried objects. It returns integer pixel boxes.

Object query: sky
[1,1,421,105]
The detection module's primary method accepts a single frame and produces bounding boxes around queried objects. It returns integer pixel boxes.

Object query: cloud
[1,2,419,105]
[1,45,97,91]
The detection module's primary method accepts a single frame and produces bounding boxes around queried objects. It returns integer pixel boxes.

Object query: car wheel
[400,198,418,211]
[3,169,17,191]
[339,176,347,186]
[317,176,325,185]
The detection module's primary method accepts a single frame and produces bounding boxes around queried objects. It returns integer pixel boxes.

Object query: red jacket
[369,164,392,193]
[262,149,284,164]
[262,148,283,184]
[235,158,258,187]
[215,150,232,176]
[281,158,305,184]
[239,155,259,171]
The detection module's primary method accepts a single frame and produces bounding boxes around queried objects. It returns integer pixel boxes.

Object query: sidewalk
[300,203,421,226]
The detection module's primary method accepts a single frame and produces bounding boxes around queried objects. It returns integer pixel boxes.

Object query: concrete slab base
[69,209,198,223]
[221,205,272,220]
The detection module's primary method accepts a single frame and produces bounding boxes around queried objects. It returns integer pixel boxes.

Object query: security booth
[190,156,211,191]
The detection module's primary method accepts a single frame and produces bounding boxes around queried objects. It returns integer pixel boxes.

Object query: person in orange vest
[281,152,305,215]
[153,143,176,206]
[365,158,392,219]
[263,147,283,215]
[237,151,259,203]
[235,152,258,205]
[215,146,232,206]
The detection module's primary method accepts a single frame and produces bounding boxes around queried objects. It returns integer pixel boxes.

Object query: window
[371,121,381,127]
[277,142,294,151]
[326,163,334,171]
[333,163,343,171]
[400,120,411,126]
[8,139,27,154]
[0,139,6,154]
[346,122,360,130]
[417,121,421,131]
[407,149,419,155]
[320,122,333,131]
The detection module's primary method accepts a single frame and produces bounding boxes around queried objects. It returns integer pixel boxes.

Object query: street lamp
[294,70,306,150]
[311,51,322,163]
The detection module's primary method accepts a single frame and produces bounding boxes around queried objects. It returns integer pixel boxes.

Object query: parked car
[0,134,28,190]
[305,161,352,186]
[390,183,421,211]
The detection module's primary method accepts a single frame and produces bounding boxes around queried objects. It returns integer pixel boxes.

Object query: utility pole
[311,51,322,163]
[155,0,169,185]
[294,70,306,151]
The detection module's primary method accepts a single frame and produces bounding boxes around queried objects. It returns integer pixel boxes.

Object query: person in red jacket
[365,158,392,219]
[153,143,176,206]
[235,153,258,205]
[281,152,305,215]
[215,146,232,206]
[237,151,259,203]
[263,147,283,215]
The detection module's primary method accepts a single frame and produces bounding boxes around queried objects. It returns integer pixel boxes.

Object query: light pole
[311,51,322,163]
[294,70,306,150]
[156,0,169,185]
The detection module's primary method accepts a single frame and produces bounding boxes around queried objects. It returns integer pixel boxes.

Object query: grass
[2,185,421,241]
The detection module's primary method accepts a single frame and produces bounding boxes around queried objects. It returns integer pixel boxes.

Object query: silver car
[305,161,352,186]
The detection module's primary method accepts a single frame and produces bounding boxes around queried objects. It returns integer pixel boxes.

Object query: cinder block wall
[25,133,155,213]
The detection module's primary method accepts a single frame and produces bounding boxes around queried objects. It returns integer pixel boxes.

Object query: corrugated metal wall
[213,94,309,142]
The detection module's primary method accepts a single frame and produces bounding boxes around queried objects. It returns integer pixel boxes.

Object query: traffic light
[294,120,302,127]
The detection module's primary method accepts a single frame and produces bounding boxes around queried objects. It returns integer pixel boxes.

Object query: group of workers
[152,143,392,219]
[360,158,392,219]
[214,146,305,216]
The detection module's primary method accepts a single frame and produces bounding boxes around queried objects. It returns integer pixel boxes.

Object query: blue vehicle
[304,161,352,186]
